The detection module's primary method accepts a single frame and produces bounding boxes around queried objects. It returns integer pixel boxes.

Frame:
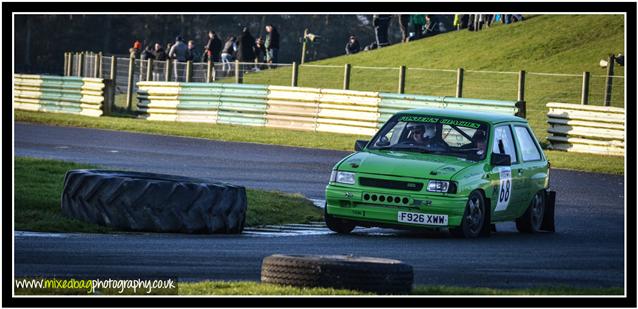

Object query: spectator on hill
[254,37,266,65]
[398,14,410,43]
[373,14,391,47]
[410,14,425,39]
[221,36,237,75]
[423,15,439,37]
[169,36,188,81]
[345,35,360,55]
[153,43,167,61]
[186,40,197,62]
[511,14,524,22]
[131,40,142,58]
[141,45,155,61]
[237,27,256,64]
[264,24,280,64]
[204,31,222,63]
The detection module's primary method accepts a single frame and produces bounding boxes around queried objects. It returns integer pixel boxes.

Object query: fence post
[165,58,172,82]
[126,55,135,113]
[343,64,351,90]
[291,62,299,87]
[110,56,117,83]
[146,58,154,81]
[186,61,192,82]
[516,70,526,118]
[235,60,242,83]
[94,52,102,78]
[581,71,590,105]
[63,52,69,76]
[67,53,74,76]
[301,28,308,64]
[398,65,406,94]
[456,68,464,98]
[206,60,213,83]
[603,54,615,107]
[77,52,84,77]
[102,79,115,116]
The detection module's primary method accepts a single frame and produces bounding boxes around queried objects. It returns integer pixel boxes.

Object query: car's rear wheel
[450,190,486,238]
[516,191,545,233]
[324,204,356,234]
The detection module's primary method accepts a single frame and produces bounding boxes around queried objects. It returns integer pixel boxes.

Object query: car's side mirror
[354,140,369,151]
[491,153,511,166]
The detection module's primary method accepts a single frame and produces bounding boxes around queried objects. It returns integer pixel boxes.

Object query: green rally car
[324,108,556,238]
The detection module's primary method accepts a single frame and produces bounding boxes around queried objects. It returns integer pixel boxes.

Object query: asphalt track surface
[14,123,625,288]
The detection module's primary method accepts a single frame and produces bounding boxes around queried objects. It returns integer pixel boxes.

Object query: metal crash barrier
[546,103,624,156]
[14,74,113,117]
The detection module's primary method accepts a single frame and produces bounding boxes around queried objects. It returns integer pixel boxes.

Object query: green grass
[15,110,624,174]
[15,279,623,295]
[14,157,322,233]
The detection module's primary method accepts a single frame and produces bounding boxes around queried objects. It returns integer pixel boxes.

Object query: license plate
[397,211,448,226]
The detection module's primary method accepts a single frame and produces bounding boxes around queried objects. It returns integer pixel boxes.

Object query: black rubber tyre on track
[61,169,247,234]
[324,204,356,234]
[450,190,487,238]
[261,254,413,294]
[516,190,546,233]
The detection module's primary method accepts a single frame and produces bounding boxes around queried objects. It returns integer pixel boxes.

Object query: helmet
[423,123,436,139]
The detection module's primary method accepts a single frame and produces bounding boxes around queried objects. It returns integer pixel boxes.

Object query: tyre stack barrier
[261,254,414,294]
[546,102,625,156]
[61,170,247,234]
[14,74,108,117]
[136,81,520,136]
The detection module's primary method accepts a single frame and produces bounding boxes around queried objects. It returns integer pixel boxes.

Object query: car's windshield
[368,114,490,161]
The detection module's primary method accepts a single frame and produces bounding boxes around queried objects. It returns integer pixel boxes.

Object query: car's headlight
[332,171,356,185]
[427,180,457,193]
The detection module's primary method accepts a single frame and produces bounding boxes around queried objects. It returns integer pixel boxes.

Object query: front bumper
[325,183,468,228]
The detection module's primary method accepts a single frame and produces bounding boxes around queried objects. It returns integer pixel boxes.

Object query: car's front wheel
[324,204,356,234]
[450,190,486,238]
[516,190,545,233]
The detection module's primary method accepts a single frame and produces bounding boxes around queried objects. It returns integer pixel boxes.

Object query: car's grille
[358,177,423,191]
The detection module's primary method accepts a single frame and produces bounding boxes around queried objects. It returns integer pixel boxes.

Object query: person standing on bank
[168,36,188,81]
[372,14,391,47]
[264,24,280,66]
[398,14,411,43]
[204,30,222,63]
[236,27,256,76]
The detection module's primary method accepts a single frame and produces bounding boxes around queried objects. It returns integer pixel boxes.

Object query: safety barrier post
[456,68,464,98]
[126,55,135,113]
[186,61,192,82]
[516,70,526,118]
[291,62,299,87]
[67,52,74,76]
[77,52,84,77]
[63,52,69,76]
[398,65,406,94]
[103,79,115,116]
[235,60,242,83]
[603,54,615,107]
[94,52,102,78]
[206,60,213,83]
[343,64,351,90]
[146,58,154,81]
[165,58,172,82]
[581,71,590,105]
[110,56,117,84]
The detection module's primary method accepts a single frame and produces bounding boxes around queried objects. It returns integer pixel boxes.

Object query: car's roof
[396,108,527,124]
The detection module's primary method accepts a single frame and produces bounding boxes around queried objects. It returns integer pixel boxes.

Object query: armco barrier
[546,103,624,156]
[137,81,520,136]
[137,82,268,126]
[14,74,110,117]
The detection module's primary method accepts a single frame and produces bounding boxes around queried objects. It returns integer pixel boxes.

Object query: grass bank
[15,279,623,295]
[14,157,322,233]
[15,110,624,175]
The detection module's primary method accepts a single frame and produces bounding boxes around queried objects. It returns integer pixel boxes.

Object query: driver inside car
[407,123,447,151]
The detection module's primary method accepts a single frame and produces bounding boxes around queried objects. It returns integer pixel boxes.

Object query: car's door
[511,124,549,217]
[489,124,525,221]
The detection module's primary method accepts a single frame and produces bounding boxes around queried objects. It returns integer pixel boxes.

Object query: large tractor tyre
[324,204,356,234]
[261,254,413,294]
[61,169,247,234]
[516,190,546,233]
